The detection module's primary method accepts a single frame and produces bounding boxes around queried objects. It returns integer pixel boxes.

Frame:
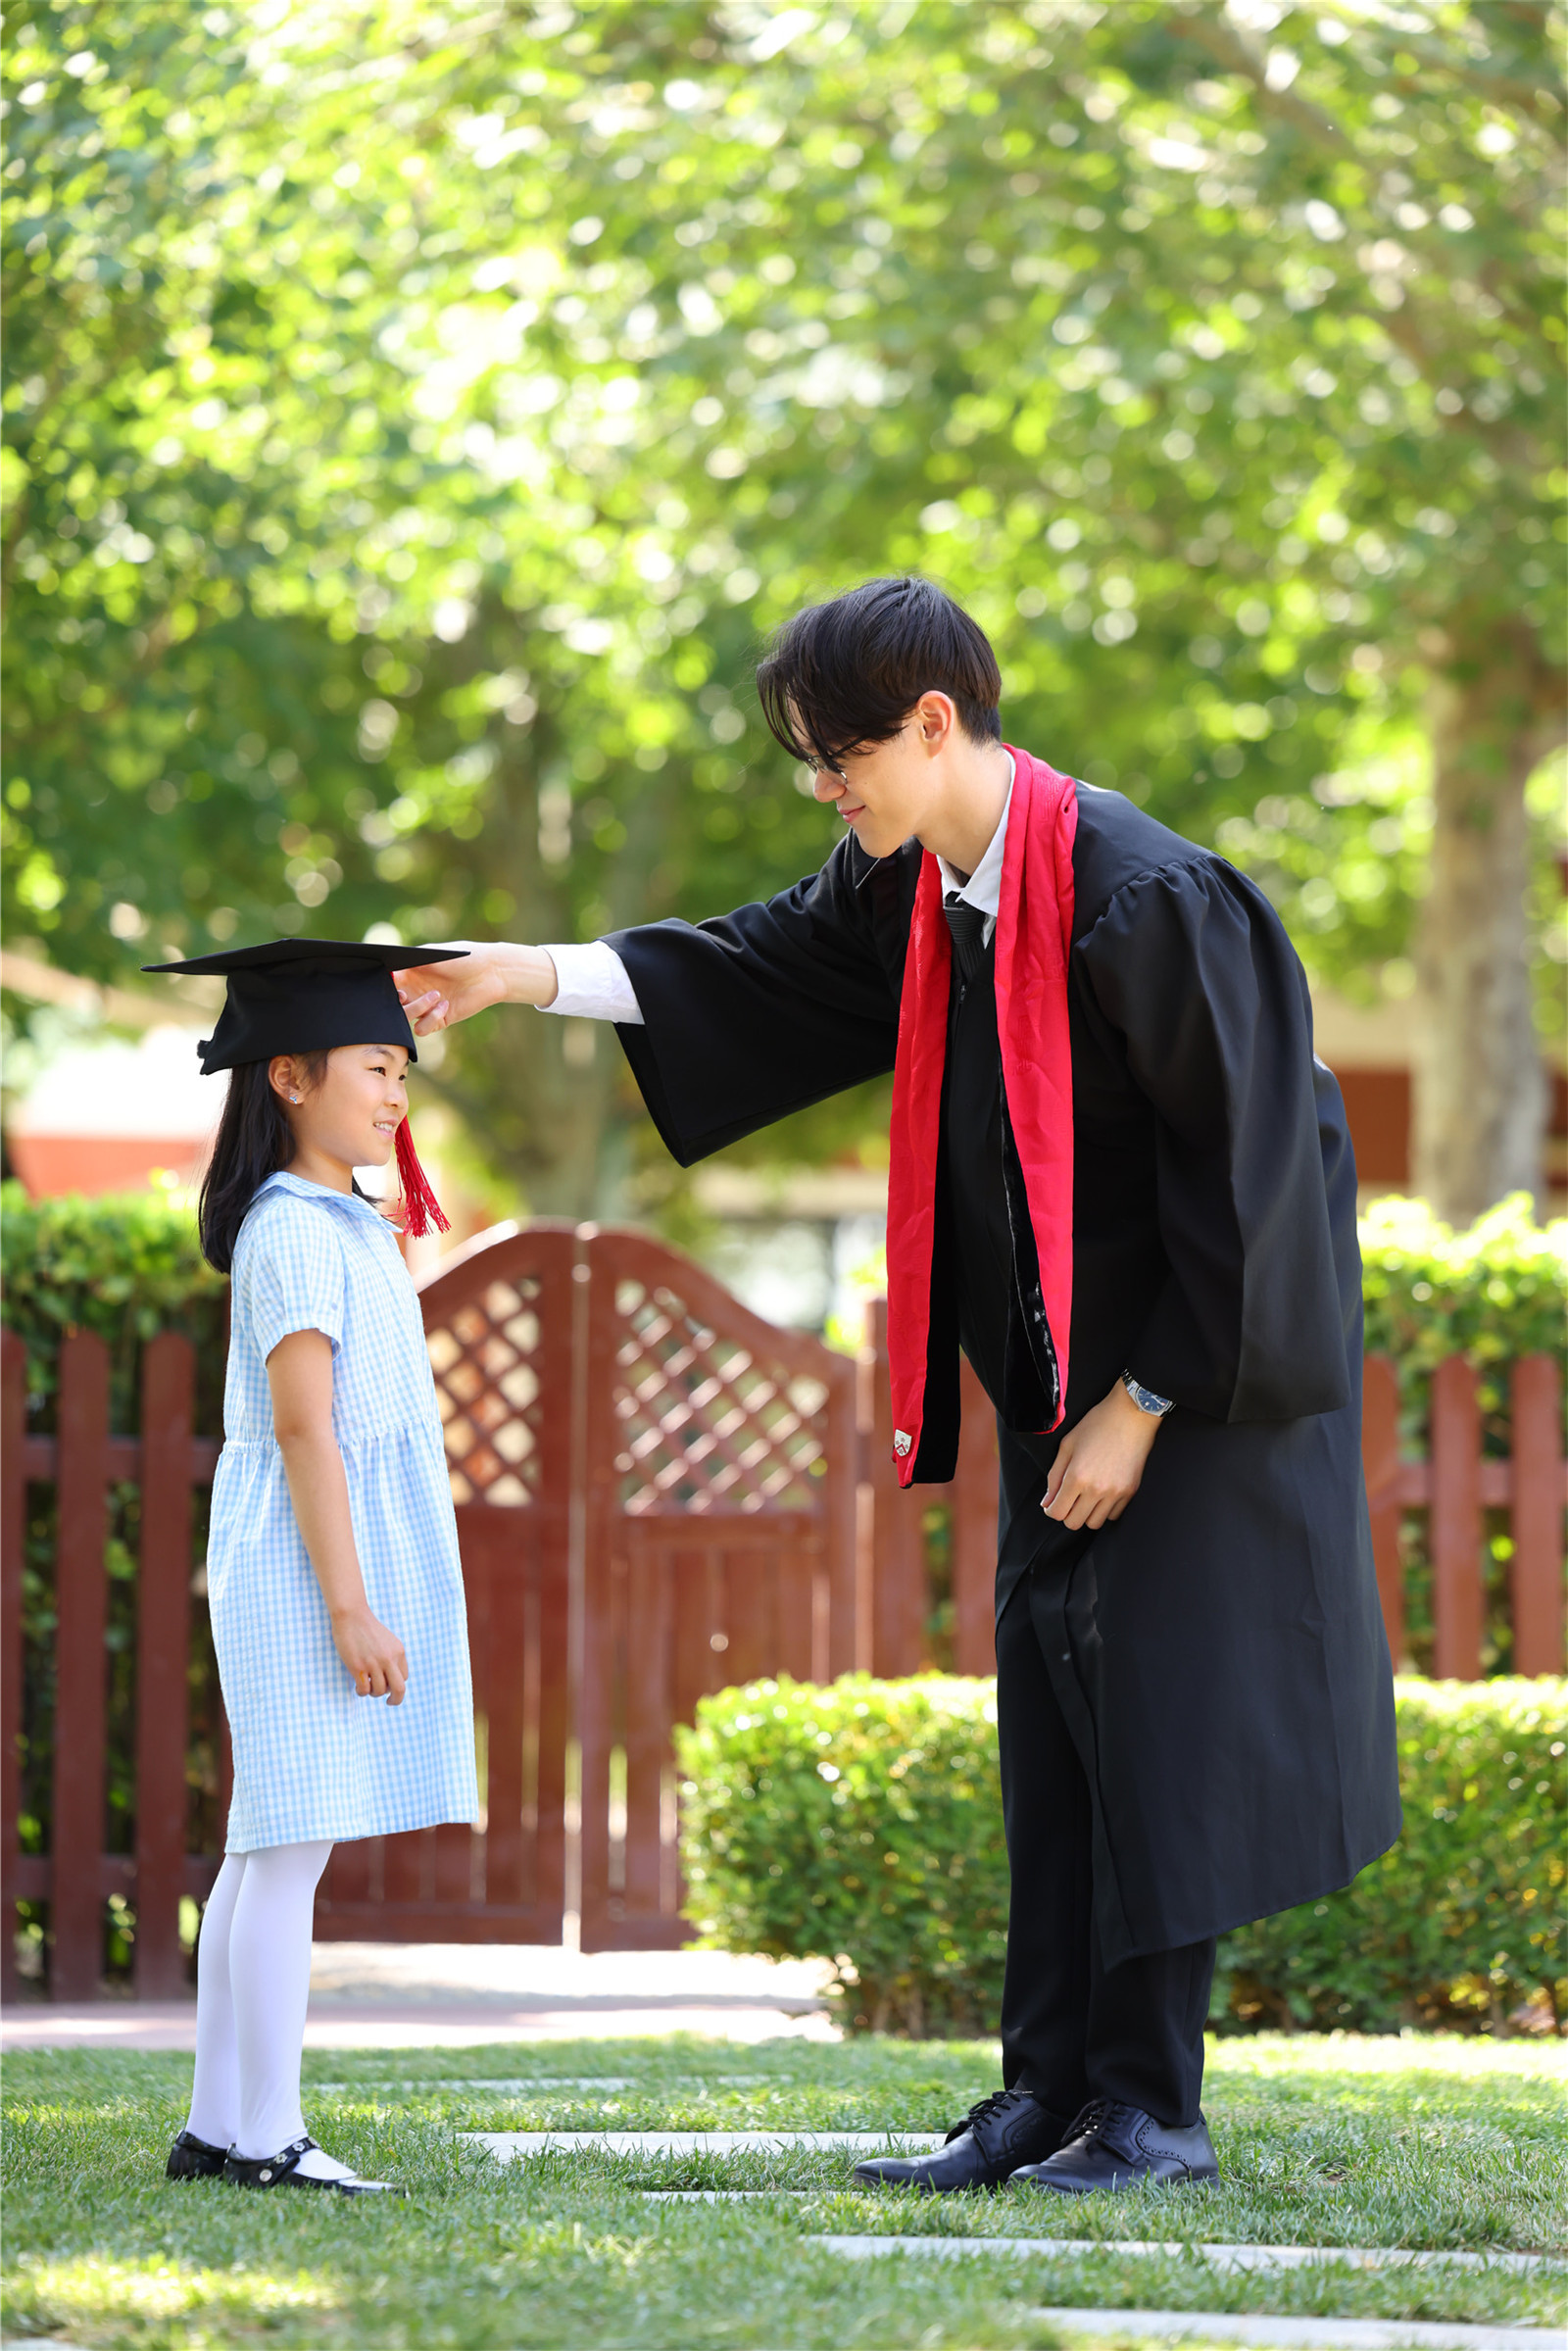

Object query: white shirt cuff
[539,942,644,1025]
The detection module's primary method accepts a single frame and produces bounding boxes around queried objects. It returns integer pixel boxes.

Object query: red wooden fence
[3,1226,1563,1994]
[2,1328,225,2001]
[1360,1351,1566,1680]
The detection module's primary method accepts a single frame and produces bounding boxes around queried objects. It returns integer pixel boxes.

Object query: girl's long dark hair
[198,1053,329,1273]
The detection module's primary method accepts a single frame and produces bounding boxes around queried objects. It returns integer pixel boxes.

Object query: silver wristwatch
[1120,1370,1174,1417]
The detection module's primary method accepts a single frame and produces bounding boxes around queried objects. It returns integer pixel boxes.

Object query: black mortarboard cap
[142,937,468,1076]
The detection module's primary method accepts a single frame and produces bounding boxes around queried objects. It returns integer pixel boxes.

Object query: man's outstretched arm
[396,941,645,1032]
[398,842,902,1168]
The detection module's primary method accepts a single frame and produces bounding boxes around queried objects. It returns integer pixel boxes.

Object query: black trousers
[996,1564,1216,2130]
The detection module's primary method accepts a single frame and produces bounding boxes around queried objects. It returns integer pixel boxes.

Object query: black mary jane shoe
[166,2129,229,2180]
[1008,2099,1219,2195]
[223,2134,404,2196]
[852,2088,1069,2194]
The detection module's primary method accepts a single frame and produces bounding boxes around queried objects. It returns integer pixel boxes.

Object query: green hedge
[676,1674,1567,2039]
[0,1183,227,1432]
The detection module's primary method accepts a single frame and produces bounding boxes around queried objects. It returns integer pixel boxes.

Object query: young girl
[147,938,479,2194]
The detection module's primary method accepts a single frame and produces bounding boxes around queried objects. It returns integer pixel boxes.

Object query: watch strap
[1121,1369,1174,1417]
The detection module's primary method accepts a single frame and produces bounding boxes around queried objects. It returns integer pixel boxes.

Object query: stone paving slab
[466,2130,948,2161]
[1,2307,1558,2351]
[1018,2313,1559,2351]
[314,2076,638,2093]
[804,2237,1560,2276]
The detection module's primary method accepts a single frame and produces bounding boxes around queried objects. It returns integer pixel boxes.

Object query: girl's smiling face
[270,1042,410,1189]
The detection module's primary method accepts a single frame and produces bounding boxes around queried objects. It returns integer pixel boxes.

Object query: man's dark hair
[755,576,1003,766]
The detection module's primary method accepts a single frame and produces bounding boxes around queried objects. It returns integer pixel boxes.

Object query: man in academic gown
[399,576,1400,2196]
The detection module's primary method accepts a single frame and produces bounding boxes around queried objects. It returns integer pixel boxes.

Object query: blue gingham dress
[209,1171,478,1852]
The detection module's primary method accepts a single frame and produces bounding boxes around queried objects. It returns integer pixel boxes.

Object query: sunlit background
[3,0,1561,1325]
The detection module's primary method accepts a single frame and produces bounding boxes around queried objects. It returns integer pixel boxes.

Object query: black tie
[944,895,987,990]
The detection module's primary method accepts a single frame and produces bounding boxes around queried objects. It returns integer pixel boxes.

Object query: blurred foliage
[677,1674,1567,2036]
[3,0,1563,1211]
[0,1181,227,1431]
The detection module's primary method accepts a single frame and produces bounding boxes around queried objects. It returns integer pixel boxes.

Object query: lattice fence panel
[426,1276,544,1508]
[611,1278,830,1515]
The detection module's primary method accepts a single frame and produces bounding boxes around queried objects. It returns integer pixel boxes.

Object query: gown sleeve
[605,836,902,1165]
[1076,857,1352,1423]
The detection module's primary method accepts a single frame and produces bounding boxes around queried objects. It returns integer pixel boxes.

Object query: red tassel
[394,1117,450,1240]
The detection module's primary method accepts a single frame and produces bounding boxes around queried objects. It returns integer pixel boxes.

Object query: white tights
[185,1840,354,2181]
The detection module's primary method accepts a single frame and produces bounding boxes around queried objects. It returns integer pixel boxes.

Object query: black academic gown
[608,783,1401,1963]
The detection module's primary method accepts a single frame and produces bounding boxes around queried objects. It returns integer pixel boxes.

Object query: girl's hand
[1042,1380,1163,1532]
[394,942,560,1035]
[331,1605,410,1704]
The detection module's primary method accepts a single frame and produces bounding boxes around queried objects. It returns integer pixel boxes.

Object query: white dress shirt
[540,937,645,1024]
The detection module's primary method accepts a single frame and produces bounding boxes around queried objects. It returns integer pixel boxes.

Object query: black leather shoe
[853,2089,1069,2193]
[166,2129,228,2180]
[223,2134,404,2195]
[1008,2099,1219,2194]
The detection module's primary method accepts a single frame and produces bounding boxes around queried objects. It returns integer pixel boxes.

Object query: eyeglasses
[800,718,910,777]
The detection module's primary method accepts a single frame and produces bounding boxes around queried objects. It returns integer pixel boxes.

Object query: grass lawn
[2,2031,1563,2349]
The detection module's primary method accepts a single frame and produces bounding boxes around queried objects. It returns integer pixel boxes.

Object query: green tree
[5,1,1560,1219]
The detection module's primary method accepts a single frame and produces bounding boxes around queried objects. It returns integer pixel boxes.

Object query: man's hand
[1042,1379,1164,1532]
[330,1603,410,1704]
[394,943,560,1036]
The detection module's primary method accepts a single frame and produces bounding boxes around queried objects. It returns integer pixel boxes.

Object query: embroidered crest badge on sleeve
[893,1430,912,1457]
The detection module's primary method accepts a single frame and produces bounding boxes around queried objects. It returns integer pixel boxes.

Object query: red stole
[884,748,1078,1485]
